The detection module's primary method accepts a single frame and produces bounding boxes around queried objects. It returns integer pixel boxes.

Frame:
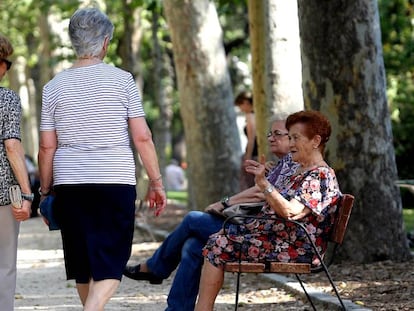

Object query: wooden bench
[223,193,355,311]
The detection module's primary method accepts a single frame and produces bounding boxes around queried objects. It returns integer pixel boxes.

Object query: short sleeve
[1,89,22,140]
[293,167,341,215]
[125,73,145,119]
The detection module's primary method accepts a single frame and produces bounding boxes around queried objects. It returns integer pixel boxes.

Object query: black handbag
[208,201,265,225]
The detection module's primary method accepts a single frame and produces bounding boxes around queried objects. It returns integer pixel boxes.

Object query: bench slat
[270,262,311,273]
[224,262,265,273]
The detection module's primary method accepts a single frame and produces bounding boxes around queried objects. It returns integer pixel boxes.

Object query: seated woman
[194,110,342,311]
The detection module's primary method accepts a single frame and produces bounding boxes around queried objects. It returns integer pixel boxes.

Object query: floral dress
[202,166,341,267]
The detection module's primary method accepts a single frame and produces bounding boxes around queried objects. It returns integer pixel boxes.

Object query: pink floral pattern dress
[202,166,341,266]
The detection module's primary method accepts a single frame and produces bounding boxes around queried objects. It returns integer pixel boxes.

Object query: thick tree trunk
[248,0,304,158]
[298,0,411,262]
[247,0,267,156]
[164,0,241,210]
[264,0,303,116]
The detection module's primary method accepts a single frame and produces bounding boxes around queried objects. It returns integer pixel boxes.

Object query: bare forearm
[135,139,162,182]
[5,139,32,194]
[38,147,54,193]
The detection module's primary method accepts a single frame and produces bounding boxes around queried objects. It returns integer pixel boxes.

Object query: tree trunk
[298,0,411,262]
[264,0,303,116]
[247,0,267,156]
[248,0,304,158]
[163,0,241,210]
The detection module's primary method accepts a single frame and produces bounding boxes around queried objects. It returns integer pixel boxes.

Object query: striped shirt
[41,63,145,185]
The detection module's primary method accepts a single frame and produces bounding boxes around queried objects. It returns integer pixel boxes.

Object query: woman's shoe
[123,264,163,284]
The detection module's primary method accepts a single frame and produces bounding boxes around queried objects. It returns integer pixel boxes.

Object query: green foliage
[403,208,414,232]
[379,0,414,179]
[167,190,188,202]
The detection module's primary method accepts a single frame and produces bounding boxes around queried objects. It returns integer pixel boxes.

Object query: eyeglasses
[0,58,12,71]
[267,130,289,139]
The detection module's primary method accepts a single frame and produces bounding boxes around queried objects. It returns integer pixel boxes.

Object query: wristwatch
[221,196,231,208]
[22,193,35,201]
[263,185,274,195]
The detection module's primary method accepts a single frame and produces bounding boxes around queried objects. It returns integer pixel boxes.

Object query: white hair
[69,8,114,58]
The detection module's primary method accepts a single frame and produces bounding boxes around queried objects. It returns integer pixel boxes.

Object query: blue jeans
[146,211,223,311]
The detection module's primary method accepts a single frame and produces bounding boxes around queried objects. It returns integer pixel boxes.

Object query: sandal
[9,185,22,209]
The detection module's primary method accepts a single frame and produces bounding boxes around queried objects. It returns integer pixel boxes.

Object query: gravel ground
[14,204,343,311]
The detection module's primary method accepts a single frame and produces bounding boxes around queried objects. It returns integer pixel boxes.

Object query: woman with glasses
[0,34,33,311]
[195,110,342,311]
[123,114,298,311]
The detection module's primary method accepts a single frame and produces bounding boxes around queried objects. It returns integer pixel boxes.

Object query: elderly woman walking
[0,34,33,311]
[38,8,166,311]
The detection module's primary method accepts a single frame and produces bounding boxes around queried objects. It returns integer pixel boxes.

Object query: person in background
[0,34,33,311]
[37,8,166,311]
[165,158,187,191]
[123,114,298,311]
[235,91,258,190]
[195,110,342,311]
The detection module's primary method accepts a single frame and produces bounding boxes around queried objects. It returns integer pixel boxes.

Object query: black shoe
[123,264,163,284]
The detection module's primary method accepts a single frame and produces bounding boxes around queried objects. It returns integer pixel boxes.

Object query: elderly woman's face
[267,120,290,157]
[288,123,319,164]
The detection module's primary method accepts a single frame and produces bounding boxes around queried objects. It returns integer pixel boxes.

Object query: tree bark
[298,0,411,262]
[264,0,303,116]
[248,0,304,158]
[247,0,268,156]
[163,0,241,209]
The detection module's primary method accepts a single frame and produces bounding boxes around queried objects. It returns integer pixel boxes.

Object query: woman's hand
[289,205,312,220]
[264,161,276,174]
[244,155,268,188]
[11,200,31,221]
[147,187,167,216]
[204,201,224,214]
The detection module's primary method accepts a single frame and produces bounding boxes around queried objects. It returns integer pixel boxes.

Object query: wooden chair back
[330,193,354,245]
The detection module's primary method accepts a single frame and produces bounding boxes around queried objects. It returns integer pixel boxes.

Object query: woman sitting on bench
[195,110,342,311]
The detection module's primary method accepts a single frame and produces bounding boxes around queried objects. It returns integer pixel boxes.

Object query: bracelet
[38,187,51,196]
[150,175,163,183]
[150,187,165,191]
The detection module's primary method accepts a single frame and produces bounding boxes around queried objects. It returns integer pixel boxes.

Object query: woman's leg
[147,211,223,278]
[194,260,224,311]
[83,279,120,311]
[76,283,89,306]
[0,206,19,311]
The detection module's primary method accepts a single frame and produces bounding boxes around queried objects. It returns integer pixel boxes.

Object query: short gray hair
[69,8,114,58]
[268,112,289,128]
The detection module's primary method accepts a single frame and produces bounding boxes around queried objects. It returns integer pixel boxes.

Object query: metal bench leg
[234,272,241,311]
[296,274,317,311]
[320,265,347,310]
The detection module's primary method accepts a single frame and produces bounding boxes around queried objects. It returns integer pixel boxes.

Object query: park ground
[14,201,414,310]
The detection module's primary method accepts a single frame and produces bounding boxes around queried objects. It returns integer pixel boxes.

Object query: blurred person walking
[38,8,166,311]
[234,91,258,190]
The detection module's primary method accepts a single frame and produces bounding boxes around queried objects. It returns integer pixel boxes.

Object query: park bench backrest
[330,193,355,245]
